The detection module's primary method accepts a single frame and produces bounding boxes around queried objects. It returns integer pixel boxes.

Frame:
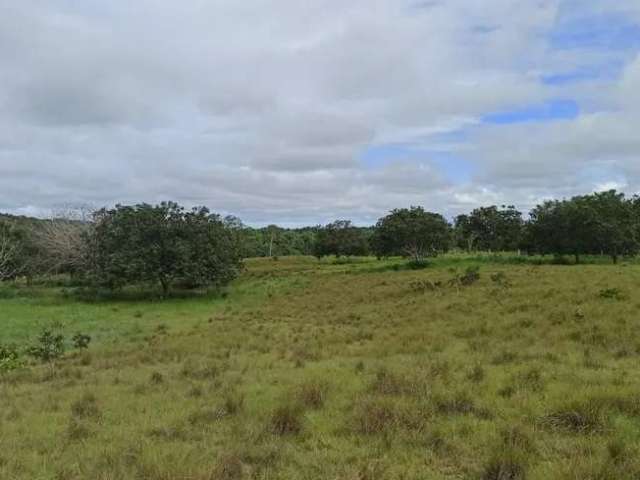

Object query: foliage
[89,202,243,294]
[526,190,639,263]
[454,205,523,252]
[27,328,66,362]
[72,332,92,350]
[0,344,23,372]
[313,220,370,258]
[372,207,451,262]
[449,266,481,287]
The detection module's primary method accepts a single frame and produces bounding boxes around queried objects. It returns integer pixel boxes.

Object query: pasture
[1,255,640,479]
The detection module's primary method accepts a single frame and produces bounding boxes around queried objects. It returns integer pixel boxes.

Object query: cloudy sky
[1,0,640,226]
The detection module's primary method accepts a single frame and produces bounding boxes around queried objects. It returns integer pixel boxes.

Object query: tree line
[1,190,639,293]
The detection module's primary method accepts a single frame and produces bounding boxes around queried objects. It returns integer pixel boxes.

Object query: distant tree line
[1,190,639,293]
[305,190,640,265]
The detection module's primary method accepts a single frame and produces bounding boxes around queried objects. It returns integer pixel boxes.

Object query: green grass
[2,255,640,479]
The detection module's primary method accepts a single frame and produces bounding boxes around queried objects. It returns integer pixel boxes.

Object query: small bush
[449,266,481,288]
[268,404,304,436]
[0,344,23,372]
[27,329,65,362]
[150,371,164,384]
[72,333,91,350]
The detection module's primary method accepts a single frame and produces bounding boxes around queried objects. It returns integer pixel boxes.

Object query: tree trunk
[575,253,580,264]
[160,277,170,296]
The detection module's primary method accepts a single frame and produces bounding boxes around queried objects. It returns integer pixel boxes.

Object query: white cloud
[1,0,639,224]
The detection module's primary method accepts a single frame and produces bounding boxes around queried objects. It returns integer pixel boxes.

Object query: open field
[2,255,640,479]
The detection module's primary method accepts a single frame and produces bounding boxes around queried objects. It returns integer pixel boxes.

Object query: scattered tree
[89,202,243,295]
[372,207,451,263]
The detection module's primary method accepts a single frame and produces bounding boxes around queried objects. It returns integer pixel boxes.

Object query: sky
[1,0,640,226]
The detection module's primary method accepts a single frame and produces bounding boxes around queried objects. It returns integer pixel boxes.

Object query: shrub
[27,329,65,362]
[449,266,481,288]
[72,333,91,350]
[0,344,23,372]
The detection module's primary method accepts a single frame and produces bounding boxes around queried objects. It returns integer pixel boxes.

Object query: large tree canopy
[89,202,243,294]
[372,207,451,262]
[454,205,523,252]
[526,191,639,263]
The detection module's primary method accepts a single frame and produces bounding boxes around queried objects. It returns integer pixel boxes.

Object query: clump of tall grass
[541,399,608,434]
[297,380,329,409]
[268,403,304,436]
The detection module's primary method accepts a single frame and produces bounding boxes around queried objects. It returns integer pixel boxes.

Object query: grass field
[2,255,640,479]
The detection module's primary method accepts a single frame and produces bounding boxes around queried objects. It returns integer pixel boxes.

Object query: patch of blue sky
[550,12,640,51]
[481,99,579,125]
[542,60,625,85]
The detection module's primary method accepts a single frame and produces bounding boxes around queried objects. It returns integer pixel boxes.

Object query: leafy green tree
[89,202,243,294]
[585,190,639,263]
[313,220,369,258]
[526,191,639,263]
[455,206,523,252]
[372,207,450,262]
[527,199,593,263]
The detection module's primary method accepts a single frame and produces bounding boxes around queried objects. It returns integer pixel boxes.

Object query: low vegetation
[2,255,640,478]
